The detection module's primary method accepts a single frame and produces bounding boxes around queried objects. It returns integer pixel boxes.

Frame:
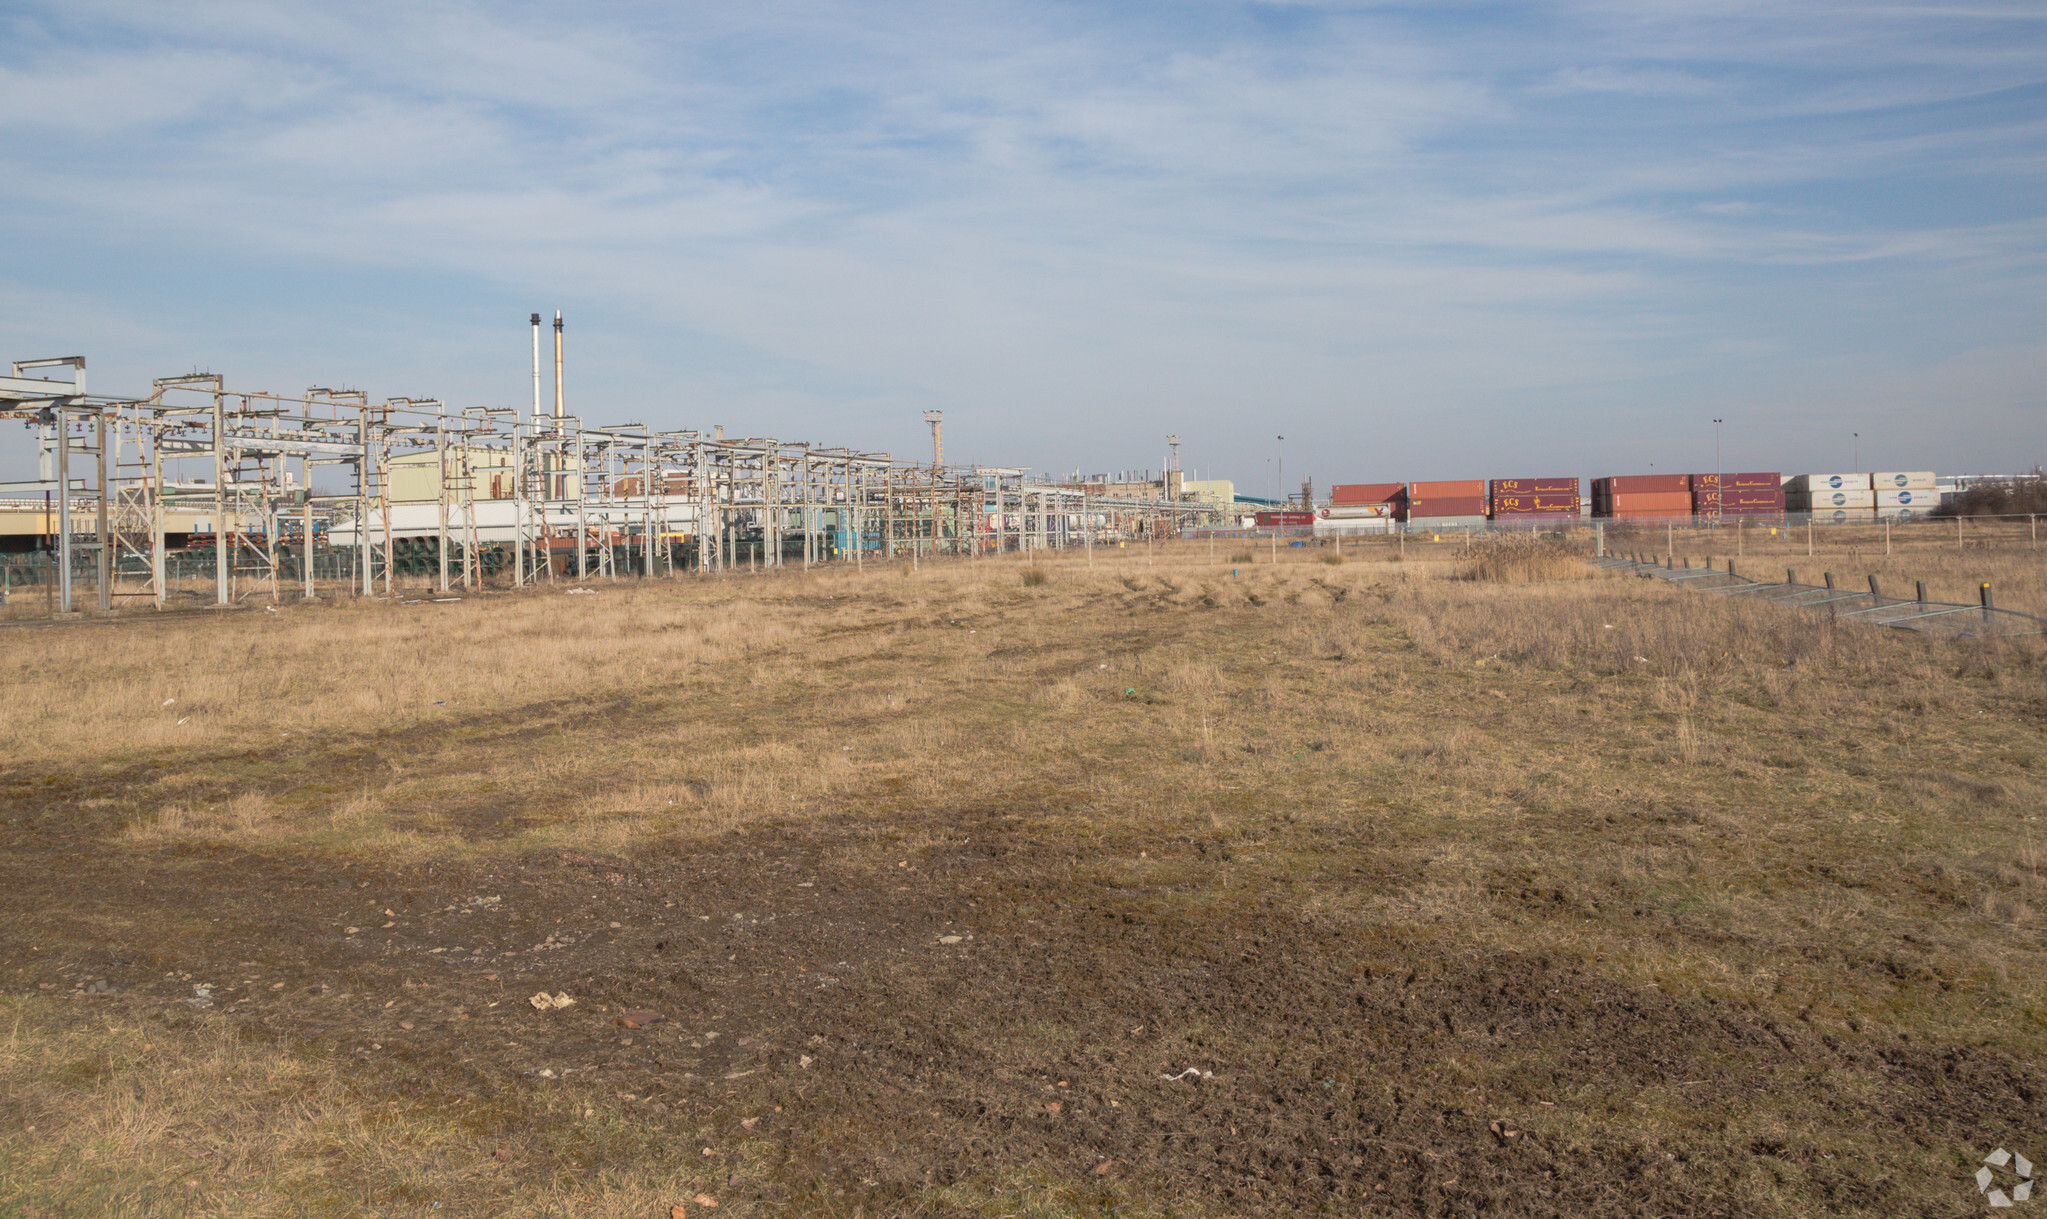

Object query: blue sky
[2,1,2042,491]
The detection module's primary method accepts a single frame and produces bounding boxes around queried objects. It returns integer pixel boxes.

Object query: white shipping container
[1404,515,1489,531]
[1876,506,1934,521]
[1872,470,1936,490]
[1874,488,1933,508]
[1318,503,1390,519]
[1808,508,1876,524]
[1313,516,1390,536]
[1786,472,1871,493]
[1800,489,1876,509]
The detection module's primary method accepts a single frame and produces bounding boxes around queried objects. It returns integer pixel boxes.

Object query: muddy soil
[3,765,2034,1218]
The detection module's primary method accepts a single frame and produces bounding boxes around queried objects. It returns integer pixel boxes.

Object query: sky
[2,1,2043,493]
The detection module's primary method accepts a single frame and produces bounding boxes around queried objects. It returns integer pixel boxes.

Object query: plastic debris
[530,991,575,1011]
[1160,1067,1212,1082]
[615,1010,663,1029]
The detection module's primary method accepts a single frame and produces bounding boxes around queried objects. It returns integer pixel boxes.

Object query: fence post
[1786,568,1797,587]
[1916,580,1927,604]
[1868,574,1882,600]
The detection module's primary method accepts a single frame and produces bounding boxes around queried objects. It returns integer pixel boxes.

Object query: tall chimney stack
[552,311,564,424]
[530,313,542,426]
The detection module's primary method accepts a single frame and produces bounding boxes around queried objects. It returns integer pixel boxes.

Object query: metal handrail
[1595,555,2046,637]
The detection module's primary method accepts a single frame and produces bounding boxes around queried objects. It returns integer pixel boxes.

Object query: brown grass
[1455,534,1590,583]
[6,537,2047,1213]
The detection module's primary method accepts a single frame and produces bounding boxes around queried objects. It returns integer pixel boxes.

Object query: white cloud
[0,0,2040,481]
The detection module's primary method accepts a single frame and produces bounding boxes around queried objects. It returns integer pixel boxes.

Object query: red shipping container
[1609,491,1691,509]
[1408,479,1485,498]
[1491,478,1579,496]
[1401,495,1489,519]
[1331,482,1406,505]
[1599,474,1690,495]
[1254,510,1315,527]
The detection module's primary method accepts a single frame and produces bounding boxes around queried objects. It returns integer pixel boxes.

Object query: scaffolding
[0,356,1222,613]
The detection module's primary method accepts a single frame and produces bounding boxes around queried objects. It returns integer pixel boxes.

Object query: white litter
[1160,1067,1212,1082]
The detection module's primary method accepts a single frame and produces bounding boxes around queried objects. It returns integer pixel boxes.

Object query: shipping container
[1876,505,1933,521]
[1596,474,1690,495]
[1312,516,1391,536]
[1407,479,1485,499]
[1786,473,1871,493]
[1693,486,1784,513]
[1319,503,1391,519]
[1404,515,1489,531]
[1872,470,1937,490]
[1330,482,1406,506]
[1490,477,1579,497]
[1491,494,1581,515]
[1399,495,1488,520]
[1254,510,1316,527]
[1807,508,1876,524]
[1792,489,1875,509]
[1874,488,1933,508]
[1691,472,1780,491]
[1603,507,1694,520]
[1595,490,1691,515]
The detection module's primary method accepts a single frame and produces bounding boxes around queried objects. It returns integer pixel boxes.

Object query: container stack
[1590,474,1691,519]
[1400,479,1488,529]
[1328,483,1405,517]
[1872,471,1937,521]
[1784,473,1875,523]
[1689,472,1784,517]
[1318,483,1403,535]
[1488,478,1581,523]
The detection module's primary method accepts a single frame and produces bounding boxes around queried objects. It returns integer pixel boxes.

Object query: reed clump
[1455,535,1589,583]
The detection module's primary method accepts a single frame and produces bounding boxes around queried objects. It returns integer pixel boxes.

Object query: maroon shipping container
[1331,482,1406,506]
[1400,495,1489,520]
[1598,474,1690,495]
[1491,478,1579,497]
[1691,472,1781,491]
[1254,510,1316,527]
[1492,494,1582,515]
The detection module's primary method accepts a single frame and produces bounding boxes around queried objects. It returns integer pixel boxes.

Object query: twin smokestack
[530,311,564,427]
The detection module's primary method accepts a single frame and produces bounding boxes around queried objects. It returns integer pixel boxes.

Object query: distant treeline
[1936,475,2047,518]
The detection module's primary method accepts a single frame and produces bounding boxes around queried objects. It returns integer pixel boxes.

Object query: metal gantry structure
[0,358,1220,614]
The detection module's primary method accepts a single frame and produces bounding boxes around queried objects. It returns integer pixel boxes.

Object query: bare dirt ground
[4,538,2046,1216]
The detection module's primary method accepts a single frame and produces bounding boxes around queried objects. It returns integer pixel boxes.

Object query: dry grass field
[3,530,2045,1217]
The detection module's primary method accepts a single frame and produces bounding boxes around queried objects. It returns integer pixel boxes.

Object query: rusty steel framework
[0,357,1220,614]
